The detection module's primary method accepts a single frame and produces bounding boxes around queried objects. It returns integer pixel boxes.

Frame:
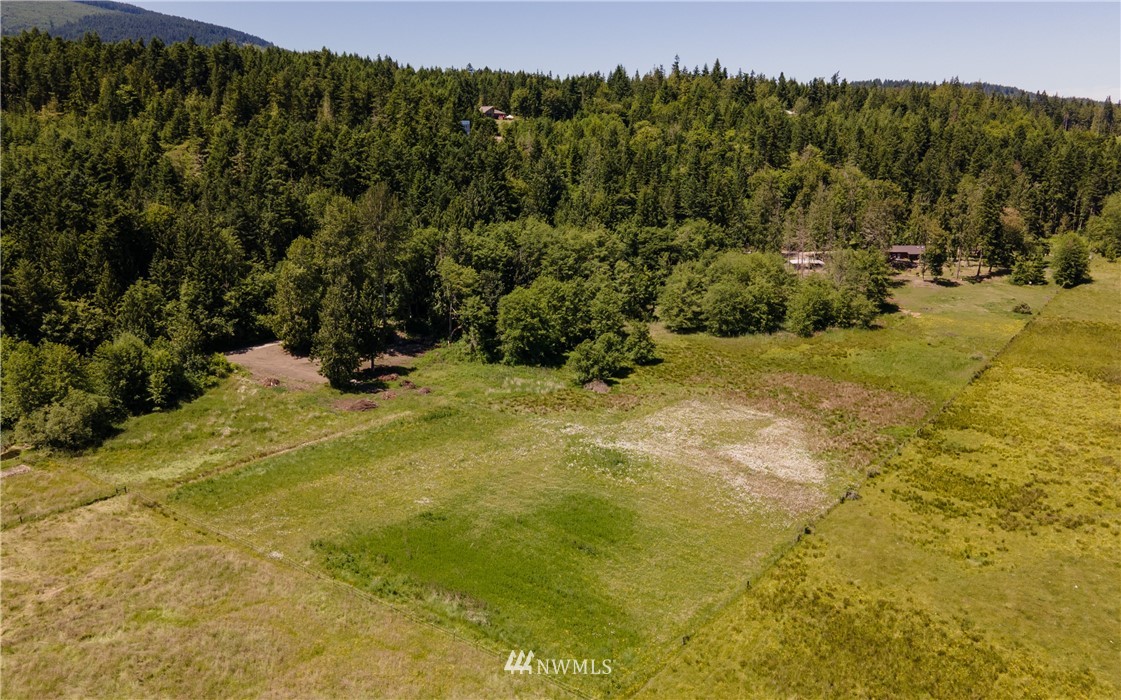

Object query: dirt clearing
[566,399,831,516]
[224,342,326,388]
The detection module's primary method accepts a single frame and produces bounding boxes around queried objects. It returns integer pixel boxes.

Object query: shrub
[16,389,114,451]
[1012,303,1032,315]
[828,249,891,307]
[786,276,836,337]
[145,340,185,409]
[1050,233,1091,288]
[1010,257,1047,286]
[707,251,757,286]
[1086,191,1121,261]
[742,282,788,333]
[703,280,757,337]
[1,339,49,427]
[707,251,794,293]
[1,340,88,427]
[658,262,707,333]
[497,277,581,365]
[567,332,625,384]
[589,285,627,338]
[834,288,878,329]
[703,279,786,337]
[623,322,657,365]
[90,333,151,416]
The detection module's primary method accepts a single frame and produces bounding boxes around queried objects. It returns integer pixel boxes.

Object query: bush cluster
[660,250,886,339]
[659,252,793,336]
[1010,257,1047,286]
[1049,233,1091,288]
[1,334,229,450]
[494,275,657,384]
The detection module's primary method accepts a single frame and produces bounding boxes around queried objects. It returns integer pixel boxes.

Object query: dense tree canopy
[2,31,1118,445]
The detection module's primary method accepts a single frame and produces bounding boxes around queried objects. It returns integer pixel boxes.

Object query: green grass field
[638,262,1120,698]
[4,265,1113,698]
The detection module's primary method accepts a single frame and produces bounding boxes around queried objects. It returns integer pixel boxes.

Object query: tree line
[2,31,1118,447]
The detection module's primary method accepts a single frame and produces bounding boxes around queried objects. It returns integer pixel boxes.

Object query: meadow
[638,261,1120,698]
[4,265,1107,697]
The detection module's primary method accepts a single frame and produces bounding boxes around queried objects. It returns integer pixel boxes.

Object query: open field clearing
[638,261,1121,698]
[2,268,1089,697]
[4,24,1119,699]
[0,496,561,699]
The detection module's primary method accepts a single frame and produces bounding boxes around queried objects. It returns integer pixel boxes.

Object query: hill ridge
[1,0,271,47]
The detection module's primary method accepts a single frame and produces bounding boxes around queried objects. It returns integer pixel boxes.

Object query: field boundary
[1,485,125,530]
[164,410,416,491]
[624,285,1062,698]
[128,489,591,700]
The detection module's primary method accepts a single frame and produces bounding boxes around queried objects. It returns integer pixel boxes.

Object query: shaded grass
[638,261,1120,698]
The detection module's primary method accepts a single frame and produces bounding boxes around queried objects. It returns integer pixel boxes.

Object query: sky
[132,2,1121,100]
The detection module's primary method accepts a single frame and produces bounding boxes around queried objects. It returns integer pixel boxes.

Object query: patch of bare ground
[743,373,930,469]
[226,337,436,389]
[224,342,326,388]
[569,399,831,516]
[1,464,32,479]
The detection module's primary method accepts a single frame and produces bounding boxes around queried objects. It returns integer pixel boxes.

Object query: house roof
[889,245,926,255]
[787,255,825,266]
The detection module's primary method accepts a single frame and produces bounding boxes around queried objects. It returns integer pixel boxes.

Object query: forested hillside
[2,31,1119,447]
[1,1,271,47]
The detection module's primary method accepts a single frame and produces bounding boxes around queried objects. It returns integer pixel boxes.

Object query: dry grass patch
[0,496,565,699]
[1,463,118,529]
[565,399,830,517]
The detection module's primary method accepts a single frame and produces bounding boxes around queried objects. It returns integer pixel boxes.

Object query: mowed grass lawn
[638,261,1121,698]
[1,267,1065,697]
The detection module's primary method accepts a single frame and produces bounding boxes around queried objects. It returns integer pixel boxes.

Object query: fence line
[624,290,1058,698]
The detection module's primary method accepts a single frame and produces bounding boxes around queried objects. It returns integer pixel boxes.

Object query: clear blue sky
[133,2,1120,100]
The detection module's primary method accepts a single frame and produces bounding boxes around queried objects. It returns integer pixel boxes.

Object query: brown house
[888,245,925,264]
[479,105,507,120]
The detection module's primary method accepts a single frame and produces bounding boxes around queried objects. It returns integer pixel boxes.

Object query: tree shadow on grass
[348,364,416,393]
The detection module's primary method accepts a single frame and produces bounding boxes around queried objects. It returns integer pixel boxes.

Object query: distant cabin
[785,252,825,269]
[479,105,514,120]
[888,245,925,265]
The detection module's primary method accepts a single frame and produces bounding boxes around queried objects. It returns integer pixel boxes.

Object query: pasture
[3,266,1105,697]
[639,261,1120,698]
